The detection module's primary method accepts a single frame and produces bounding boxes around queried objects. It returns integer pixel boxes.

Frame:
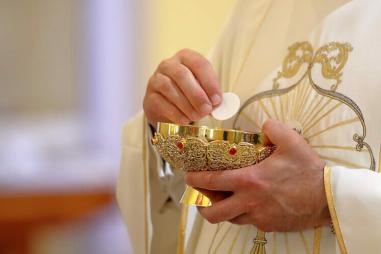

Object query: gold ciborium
[151,122,275,207]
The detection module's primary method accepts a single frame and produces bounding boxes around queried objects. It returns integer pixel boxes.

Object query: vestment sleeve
[116,111,186,254]
[116,111,151,254]
[324,166,381,254]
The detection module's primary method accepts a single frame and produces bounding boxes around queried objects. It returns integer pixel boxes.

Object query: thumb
[261,119,299,146]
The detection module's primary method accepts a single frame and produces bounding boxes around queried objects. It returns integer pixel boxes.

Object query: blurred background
[0,0,235,253]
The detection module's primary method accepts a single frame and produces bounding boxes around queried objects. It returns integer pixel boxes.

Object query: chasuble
[117,0,381,253]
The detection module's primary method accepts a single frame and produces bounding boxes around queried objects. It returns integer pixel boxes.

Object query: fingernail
[211,94,221,105]
[200,103,212,115]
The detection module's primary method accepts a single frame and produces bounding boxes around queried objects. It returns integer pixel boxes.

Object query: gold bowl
[151,122,274,172]
[151,122,275,206]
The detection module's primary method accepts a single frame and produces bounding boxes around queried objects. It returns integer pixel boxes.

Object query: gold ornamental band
[156,122,268,145]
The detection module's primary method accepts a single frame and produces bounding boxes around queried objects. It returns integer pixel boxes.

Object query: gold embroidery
[305,117,359,140]
[324,166,348,254]
[314,42,352,91]
[299,231,311,254]
[204,41,376,254]
[273,41,313,89]
[279,95,286,122]
[240,111,262,130]
[270,97,281,120]
[303,102,342,133]
[299,92,327,128]
[318,154,367,169]
[234,41,376,170]
[284,233,291,254]
[310,145,369,152]
[312,228,322,254]
[259,99,273,119]
[249,230,267,254]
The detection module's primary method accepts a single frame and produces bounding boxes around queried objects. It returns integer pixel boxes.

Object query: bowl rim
[156,122,268,145]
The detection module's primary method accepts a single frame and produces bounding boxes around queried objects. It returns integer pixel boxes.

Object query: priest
[117,0,381,253]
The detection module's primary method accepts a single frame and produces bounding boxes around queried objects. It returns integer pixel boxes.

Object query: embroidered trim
[324,166,348,254]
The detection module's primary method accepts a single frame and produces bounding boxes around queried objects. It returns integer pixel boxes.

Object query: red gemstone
[229,146,237,156]
[177,142,184,150]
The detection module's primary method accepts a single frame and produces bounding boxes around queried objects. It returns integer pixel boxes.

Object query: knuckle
[166,107,178,119]
[147,74,156,87]
[150,93,162,105]
[177,48,193,57]
[143,93,155,110]
[191,56,208,70]
[158,58,173,71]
[172,66,188,81]
[156,78,172,93]
[143,96,159,122]
[240,171,260,189]
[205,173,216,189]
[191,89,209,107]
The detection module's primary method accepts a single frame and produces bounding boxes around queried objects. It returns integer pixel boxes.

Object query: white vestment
[117,0,381,253]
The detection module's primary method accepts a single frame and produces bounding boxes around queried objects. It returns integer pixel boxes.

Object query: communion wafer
[211,92,240,121]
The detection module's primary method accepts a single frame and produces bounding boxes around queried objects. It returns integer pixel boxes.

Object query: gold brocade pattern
[152,132,274,172]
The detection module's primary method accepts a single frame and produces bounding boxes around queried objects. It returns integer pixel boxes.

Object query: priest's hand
[185,119,331,232]
[143,49,222,128]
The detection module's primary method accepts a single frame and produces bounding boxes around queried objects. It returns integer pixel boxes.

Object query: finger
[157,59,213,116]
[177,49,222,106]
[195,188,232,203]
[151,73,201,121]
[229,214,252,225]
[198,195,245,224]
[146,92,190,125]
[185,170,240,191]
[262,119,299,146]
